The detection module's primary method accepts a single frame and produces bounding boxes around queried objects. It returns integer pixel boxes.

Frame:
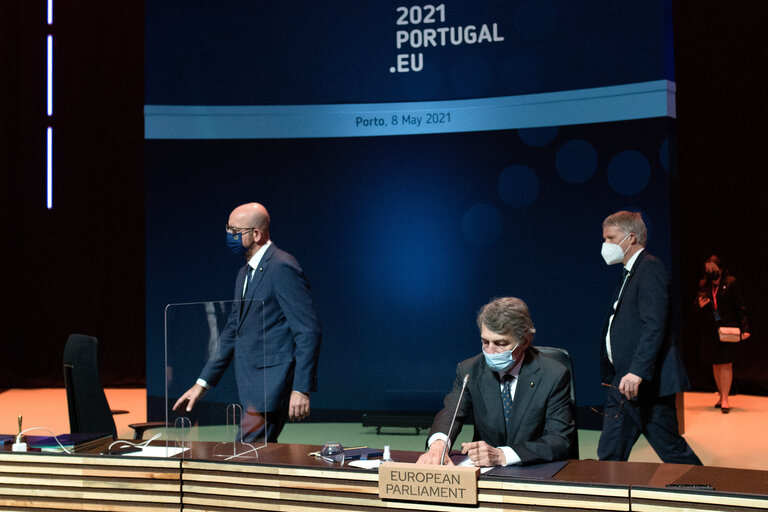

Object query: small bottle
[382,445,393,462]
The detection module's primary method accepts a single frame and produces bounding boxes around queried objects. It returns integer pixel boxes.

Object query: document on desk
[457,456,494,474]
[122,446,189,457]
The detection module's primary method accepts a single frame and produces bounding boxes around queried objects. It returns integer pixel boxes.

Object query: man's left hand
[289,391,310,421]
[619,373,643,400]
[461,441,505,467]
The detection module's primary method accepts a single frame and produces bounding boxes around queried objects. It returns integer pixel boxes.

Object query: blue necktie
[243,267,254,297]
[502,375,514,428]
[240,268,254,319]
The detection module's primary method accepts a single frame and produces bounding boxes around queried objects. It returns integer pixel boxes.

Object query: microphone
[440,373,469,465]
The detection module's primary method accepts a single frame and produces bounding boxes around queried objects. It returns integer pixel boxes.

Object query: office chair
[535,345,579,459]
[63,334,163,440]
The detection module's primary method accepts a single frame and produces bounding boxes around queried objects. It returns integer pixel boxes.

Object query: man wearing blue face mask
[173,202,321,442]
[417,297,574,467]
[598,211,700,464]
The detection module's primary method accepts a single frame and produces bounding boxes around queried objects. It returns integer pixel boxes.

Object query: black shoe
[721,407,730,414]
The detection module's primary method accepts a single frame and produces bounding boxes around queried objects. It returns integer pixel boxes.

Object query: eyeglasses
[226,224,257,235]
[590,383,625,419]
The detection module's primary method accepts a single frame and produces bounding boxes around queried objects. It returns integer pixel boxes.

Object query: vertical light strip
[47,127,53,209]
[47,1,53,209]
[47,35,53,116]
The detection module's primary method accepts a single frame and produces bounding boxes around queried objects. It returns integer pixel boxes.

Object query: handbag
[718,326,741,342]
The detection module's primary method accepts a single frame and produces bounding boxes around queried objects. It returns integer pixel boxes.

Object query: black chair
[535,345,579,459]
[64,334,163,440]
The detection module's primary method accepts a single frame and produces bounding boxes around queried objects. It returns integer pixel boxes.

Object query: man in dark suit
[598,211,700,464]
[417,297,574,467]
[173,202,321,442]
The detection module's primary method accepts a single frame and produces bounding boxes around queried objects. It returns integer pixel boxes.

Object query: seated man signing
[417,297,574,467]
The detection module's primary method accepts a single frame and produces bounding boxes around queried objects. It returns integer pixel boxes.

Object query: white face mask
[601,233,630,265]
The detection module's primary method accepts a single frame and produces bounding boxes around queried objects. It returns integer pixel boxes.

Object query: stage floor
[1,389,765,471]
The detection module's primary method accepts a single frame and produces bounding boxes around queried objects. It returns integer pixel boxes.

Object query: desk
[181,443,628,511]
[0,449,180,511]
[1,442,767,511]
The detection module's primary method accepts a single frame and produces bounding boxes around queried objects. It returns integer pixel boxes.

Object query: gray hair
[476,297,536,343]
[602,210,647,246]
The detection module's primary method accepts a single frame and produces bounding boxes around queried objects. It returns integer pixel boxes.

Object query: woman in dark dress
[695,255,750,413]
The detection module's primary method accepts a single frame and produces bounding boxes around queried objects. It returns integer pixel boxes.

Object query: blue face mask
[483,345,519,372]
[227,231,247,256]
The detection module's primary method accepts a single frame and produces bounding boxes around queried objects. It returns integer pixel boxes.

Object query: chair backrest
[535,345,579,459]
[63,334,117,440]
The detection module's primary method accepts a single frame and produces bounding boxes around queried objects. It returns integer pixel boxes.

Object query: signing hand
[416,440,454,465]
[461,440,506,467]
[619,372,643,400]
[289,391,310,422]
[172,383,206,412]
[697,295,711,308]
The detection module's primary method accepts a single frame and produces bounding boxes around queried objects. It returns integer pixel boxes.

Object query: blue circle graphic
[498,165,540,207]
[555,139,598,183]
[659,138,670,173]
[518,126,559,148]
[607,150,651,196]
[461,203,503,247]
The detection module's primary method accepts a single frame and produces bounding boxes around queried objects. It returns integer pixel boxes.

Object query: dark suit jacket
[428,347,574,465]
[199,243,321,412]
[696,275,749,332]
[695,274,749,363]
[600,250,690,398]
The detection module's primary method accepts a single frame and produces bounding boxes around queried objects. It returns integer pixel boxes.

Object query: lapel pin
[259,267,264,272]
[530,382,534,387]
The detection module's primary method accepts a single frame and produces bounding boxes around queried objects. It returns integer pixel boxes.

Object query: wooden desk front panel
[179,445,629,512]
[183,462,630,512]
[560,461,768,512]
[479,479,628,512]
[631,488,768,512]
[0,452,181,512]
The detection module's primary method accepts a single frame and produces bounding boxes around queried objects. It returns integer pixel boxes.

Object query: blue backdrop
[145,0,677,416]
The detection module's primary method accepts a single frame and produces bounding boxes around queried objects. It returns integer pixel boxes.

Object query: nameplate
[378,462,479,505]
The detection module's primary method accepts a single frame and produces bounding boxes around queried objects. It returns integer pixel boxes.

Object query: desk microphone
[440,373,469,465]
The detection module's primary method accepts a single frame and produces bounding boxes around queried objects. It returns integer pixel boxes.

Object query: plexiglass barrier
[163,300,267,459]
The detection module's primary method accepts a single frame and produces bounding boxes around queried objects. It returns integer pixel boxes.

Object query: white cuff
[427,432,449,448]
[499,446,521,466]
[196,378,210,389]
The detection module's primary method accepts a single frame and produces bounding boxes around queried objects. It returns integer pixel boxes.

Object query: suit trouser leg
[644,395,702,465]
[598,388,641,461]
[239,407,289,443]
[264,406,289,442]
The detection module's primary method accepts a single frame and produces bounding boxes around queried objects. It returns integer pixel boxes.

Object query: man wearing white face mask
[417,297,574,467]
[598,211,701,464]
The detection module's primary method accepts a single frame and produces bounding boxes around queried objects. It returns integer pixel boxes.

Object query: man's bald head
[230,202,270,235]
[228,203,271,259]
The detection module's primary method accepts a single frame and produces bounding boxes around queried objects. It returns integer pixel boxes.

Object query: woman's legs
[712,363,733,409]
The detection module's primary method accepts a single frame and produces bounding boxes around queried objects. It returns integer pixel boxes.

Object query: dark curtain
[0,1,145,388]
[674,1,768,394]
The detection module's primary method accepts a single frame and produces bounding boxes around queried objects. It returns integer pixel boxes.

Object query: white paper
[348,459,382,470]
[122,446,189,458]
[458,456,494,473]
